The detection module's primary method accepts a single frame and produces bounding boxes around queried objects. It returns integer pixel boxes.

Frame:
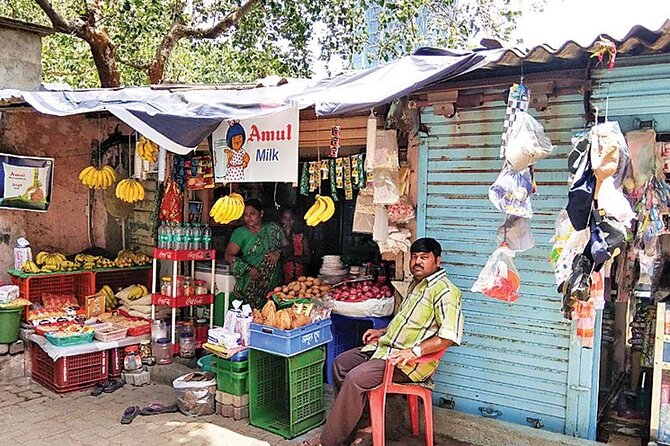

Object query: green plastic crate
[212,356,248,373]
[249,346,325,439]
[211,361,249,395]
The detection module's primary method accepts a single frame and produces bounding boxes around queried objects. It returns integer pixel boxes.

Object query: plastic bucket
[0,307,22,343]
[197,354,213,372]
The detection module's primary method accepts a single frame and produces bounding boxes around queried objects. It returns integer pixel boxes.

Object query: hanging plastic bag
[387,196,415,224]
[624,128,658,191]
[488,164,534,218]
[549,210,573,264]
[504,111,555,171]
[471,245,521,303]
[596,177,635,226]
[372,169,400,205]
[497,215,534,252]
[553,228,590,286]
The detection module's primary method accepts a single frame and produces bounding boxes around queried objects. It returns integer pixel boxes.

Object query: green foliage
[0,0,531,88]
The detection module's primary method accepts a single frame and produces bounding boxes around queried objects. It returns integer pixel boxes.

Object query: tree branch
[147,0,261,84]
[180,0,262,39]
[33,0,74,33]
[118,57,151,71]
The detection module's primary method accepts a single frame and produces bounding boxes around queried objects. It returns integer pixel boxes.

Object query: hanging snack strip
[300,162,310,196]
[335,158,344,189]
[329,126,341,158]
[329,159,338,201]
[321,160,329,180]
[343,156,353,200]
[499,83,530,159]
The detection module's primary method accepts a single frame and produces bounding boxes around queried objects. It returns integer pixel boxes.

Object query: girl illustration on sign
[223,121,251,181]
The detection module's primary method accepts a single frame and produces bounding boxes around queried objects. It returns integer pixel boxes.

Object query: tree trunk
[85,30,121,88]
[147,27,183,84]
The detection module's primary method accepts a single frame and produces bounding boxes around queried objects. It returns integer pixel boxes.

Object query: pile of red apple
[328,280,393,303]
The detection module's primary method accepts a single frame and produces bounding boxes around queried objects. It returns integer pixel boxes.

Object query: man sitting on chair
[303,237,464,446]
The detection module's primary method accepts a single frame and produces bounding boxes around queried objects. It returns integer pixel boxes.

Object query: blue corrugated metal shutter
[592,55,670,132]
[418,88,593,436]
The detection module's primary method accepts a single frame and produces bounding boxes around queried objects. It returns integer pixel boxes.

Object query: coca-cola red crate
[31,343,107,393]
[10,271,95,319]
[109,347,124,378]
[94,267,151,293]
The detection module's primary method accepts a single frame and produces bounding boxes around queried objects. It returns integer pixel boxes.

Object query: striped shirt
[361,268,463,382]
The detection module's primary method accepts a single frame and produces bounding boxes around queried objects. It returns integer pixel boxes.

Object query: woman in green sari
[224,199,283,309]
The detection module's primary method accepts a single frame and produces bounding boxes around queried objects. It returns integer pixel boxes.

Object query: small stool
[325,314,392,385]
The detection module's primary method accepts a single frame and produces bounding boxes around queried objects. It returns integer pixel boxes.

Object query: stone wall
[0,111,129,281]
[0,27,42,90]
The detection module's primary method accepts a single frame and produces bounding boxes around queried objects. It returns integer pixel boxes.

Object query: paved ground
[0,376,471,446]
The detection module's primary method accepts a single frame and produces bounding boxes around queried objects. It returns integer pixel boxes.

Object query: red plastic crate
[11,271,95,319]
[94,267,151,293]
[31,344,107,393]
[109,347,124,378]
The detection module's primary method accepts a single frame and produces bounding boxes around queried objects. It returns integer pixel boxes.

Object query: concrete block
[9,340,24,355]
[233,405,249,421]
[122,368,151,386]
[216,402,248,420]
[216,390,248,407]
[0,344,8,355]
[19,328,34,342]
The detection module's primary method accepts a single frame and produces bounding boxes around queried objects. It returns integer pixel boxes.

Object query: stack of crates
[212,356,248,395]
[249,346,326,439]
[10,271,95,319]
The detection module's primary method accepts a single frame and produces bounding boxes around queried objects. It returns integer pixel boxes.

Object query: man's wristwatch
[411,345,422,358]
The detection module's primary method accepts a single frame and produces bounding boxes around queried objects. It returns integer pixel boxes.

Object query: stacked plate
[319,255,349,284]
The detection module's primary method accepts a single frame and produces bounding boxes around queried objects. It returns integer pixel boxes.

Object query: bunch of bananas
[114,256,134,268]
[116,250,151,266]
[210,193,245,224]
[79,165,117,190]
[35,251,68,272]
[20,260,40,274]
[127,284,149,301]
[304,195,336,226]
[115,179,145,203]
[99,285,117,310]
[59,260,80,271]
[136,136,159,163]
[75,253,115,270]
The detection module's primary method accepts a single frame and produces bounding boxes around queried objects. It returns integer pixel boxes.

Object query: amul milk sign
[212,108,299,183]
[0,153,54,212]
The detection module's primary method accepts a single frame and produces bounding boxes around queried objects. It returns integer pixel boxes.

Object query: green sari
[230,222,283,309]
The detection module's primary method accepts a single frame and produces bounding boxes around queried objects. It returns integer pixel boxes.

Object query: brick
[233,405,249,421]
[216,390,248,407]
[9,340,24,355]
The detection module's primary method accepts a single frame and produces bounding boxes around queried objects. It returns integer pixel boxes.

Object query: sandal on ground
[90,382,105,397]
[350,434,372,446]
[104,378,124,393]
[139,403,179,416]
[299,437,322,446]
[121,406,139,425]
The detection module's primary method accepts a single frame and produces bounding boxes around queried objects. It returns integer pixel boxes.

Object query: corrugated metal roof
[0,17,53,36]
[487,19,670,68]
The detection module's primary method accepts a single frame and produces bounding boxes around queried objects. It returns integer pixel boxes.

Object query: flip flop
[104,378,125,393]
[121,406,139,425]
[299,437,322,446]
[138,403,179,416]
[90,382,105,397]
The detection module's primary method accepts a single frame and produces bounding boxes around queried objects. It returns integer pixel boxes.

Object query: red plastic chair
[368,348,447,446]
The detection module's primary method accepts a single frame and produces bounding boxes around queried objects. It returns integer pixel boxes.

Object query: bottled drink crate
[31,344,108,393]
[249,346,325,439]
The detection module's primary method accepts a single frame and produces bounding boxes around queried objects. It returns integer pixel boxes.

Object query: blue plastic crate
[325,315,392,384]
[249,319,332,357]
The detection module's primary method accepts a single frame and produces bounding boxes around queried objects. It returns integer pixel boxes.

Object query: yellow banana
[215,196,232,223]
[307,197,327,226]
[210,197,225,218]
[318,196,335,223]
[79,166,95,182]
[304,195,321,222]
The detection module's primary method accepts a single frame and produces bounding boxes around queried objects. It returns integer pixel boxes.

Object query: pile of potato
[272,276,331,301]
[252,301,312,331]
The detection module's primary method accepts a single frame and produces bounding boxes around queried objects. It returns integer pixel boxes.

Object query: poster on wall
[211,107,299,183]
[0,153,54,212]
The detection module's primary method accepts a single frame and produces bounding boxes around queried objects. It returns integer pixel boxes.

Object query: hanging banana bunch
[210,193,245,224]
[79,165,117,190]
[304,194,335,226]
[136,136,159,163]
[115,178,145,203]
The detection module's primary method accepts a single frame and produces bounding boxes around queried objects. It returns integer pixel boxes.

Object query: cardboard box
[85,294,105,318]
